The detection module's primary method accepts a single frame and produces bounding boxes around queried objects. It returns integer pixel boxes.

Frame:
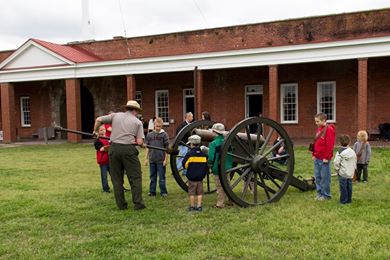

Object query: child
[94,125,111,193]
[353,130,371,183]
[182,135,208,211]
[272,136,287,165]
[312,112,336,201]
[208,123,232,208]
[333,135,357,204]
[145,117,169,197]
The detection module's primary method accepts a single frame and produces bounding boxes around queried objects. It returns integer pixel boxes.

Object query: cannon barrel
[54,125,178,154]
[193,128,264,143]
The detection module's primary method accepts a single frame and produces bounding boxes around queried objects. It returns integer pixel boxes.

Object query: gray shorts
[188,181,203,196]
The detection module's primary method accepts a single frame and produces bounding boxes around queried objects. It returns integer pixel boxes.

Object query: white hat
[186,134,201,145]
[211,123,225,134]
[126,100,142,111]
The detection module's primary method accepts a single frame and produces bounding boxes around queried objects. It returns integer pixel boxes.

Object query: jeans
[314,158,331,198]
[99,164,110,192]
[356,163,368,182]
[339,176,352,204]
[149,162,168,195]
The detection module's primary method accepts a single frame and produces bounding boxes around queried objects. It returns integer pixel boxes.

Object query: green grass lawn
[0,144,389,259]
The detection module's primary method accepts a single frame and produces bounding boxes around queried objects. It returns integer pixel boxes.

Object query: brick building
[1,8,390,143]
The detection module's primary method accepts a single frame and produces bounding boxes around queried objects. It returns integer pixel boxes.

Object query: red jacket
[313,124,335,160]
[94,138,110,165]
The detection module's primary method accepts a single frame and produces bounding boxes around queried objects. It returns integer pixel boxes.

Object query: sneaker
[161,193,168,197]
[134,204,146,210]
[316,196,326,201]
[363,181,368,183]
[188,206,196,212]
[196,206,203,212]
[148,192,156,197]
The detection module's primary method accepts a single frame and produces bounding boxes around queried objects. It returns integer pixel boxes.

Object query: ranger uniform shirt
[100,111,144,144]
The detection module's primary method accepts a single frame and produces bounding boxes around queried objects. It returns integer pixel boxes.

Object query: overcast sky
[0,0,389,51]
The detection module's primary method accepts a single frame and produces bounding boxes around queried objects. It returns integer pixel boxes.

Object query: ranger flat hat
[211,123,225,134]
[126,100,142,111]
[186,134,201,145]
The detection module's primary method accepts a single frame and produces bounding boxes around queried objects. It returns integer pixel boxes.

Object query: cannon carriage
[170,117,315,207]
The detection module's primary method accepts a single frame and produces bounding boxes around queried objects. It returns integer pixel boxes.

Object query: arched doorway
[80,81,95,136]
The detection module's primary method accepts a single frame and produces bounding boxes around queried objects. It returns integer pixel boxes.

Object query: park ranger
[93,100,146,211]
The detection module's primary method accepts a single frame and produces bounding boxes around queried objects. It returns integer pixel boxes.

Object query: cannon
[55,117,314,207]
[170,117,315,207]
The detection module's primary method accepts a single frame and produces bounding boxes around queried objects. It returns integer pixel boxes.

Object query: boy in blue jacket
[182,135,208,211]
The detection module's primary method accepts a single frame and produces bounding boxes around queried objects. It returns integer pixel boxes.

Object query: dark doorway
[80,83,94,136]
[183,88,195,117]
[247,95,263,117]
[246,85,263,134]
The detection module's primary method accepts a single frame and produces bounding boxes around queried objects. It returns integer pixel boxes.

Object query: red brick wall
[136,72,193,138]
[368,57,390,130]
[71,9,390,61]
[0,50,12,63]
[5,57,390,141]
[13,81,52,139]
[279,60,359,138]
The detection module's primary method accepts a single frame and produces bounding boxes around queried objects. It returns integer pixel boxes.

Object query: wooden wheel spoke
[263,138,284,157]
[253,172,258,203]
[245,126,254,154]
[267,165,289,181]
[230,168,251,189]
[255,123,262,153]
[227,152,252,162]
[259,128,274,155]
[241,171,253,199]
[268,153,290,161]
[258,172,271,199]
[234,136,253,157]
[225,163,251,174]
[262,171,281,189]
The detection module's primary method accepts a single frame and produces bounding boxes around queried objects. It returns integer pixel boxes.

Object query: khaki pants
[214,175,226,207]
[109,143,144,210]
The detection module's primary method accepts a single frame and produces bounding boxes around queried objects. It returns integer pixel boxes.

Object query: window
[155,90,169,125]
[20,96,31,127]
[135,91,142,107]
[280,83,298,123]
[317,81,336,122]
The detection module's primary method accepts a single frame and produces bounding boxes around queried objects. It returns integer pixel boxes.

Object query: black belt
[111,142,138,146]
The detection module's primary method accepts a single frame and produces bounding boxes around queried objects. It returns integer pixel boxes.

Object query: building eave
[1,35,390,83]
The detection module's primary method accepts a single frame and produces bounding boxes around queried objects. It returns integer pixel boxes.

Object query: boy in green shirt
[208,123,233,208]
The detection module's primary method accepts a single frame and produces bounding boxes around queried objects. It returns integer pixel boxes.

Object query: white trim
[317,81,336,123]
[0,39,74,69]
[3,36,390,82]
[245,85,263,118]
[20,96,31,127]
[155,90,169,126]
[182,88,195,118]
[280,83,298,124]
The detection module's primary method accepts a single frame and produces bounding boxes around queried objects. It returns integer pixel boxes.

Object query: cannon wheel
[170,120,215,193]
[219,117,294,207]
